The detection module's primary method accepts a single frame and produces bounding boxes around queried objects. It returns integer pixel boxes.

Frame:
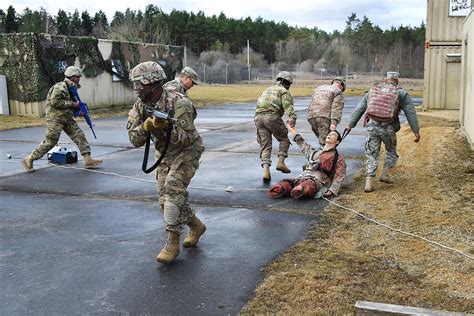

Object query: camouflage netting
[108,41,183,84]
[0,33,40,103]
[0,33,184,103]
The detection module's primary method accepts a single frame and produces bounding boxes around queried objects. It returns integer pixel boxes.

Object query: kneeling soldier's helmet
[64,66,82,77]
[130,61,167,85]
[276,71,293,84]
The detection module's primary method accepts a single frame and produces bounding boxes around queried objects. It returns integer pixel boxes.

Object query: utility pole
[247,39,251,84]
[203,64,206,84]
[225,63,228,85]
[183,45,187,67]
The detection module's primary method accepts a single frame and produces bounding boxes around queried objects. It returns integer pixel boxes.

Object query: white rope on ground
[322,197,474,260]
[51,164,156,184]
[5,158,471,259]
[52,165,268,191]
[4,159,267,191]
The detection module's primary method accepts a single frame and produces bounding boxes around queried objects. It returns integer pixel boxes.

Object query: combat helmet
[130,61,167,85]
[331,76,346,92]
[276,71,293,84]
[64,66,82,77]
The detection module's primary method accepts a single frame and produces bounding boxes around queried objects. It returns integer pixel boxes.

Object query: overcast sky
[3,0,427,32]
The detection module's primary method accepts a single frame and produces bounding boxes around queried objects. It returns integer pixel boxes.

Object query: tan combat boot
[156,231,180,264]
[21,155,35,173]
[262,164,271,182]
[380,168,395,184]
[276,156,291,173]
[83,154,102,169]
[364,176,374,192]
[183,215,206,247]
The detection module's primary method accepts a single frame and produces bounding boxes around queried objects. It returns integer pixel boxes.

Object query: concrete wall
[0,75,9,115]
[461,10,474,148]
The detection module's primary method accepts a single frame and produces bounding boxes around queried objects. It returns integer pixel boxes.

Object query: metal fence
[185,63,421,84]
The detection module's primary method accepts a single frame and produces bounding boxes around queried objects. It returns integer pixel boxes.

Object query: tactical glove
[142,117,168,132]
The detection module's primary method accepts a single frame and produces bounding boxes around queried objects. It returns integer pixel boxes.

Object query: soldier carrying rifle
[126,61,206,264]
[22,66,102,172]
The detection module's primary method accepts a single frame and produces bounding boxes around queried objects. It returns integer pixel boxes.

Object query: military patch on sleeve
[128,108,138,118]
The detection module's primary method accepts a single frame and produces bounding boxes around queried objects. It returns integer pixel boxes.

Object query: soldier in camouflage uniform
[21,66,102,172]
[126,61,206,264]
[347,72,420,192]
[307,76,346,146]
[254,71,297,181]
[163,66,199,95]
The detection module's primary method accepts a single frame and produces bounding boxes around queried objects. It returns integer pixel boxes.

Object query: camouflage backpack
[366,82,401,122]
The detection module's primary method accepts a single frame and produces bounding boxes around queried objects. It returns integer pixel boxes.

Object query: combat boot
[276,156,291,173]
[263,164,271,182]
[183,215,206,247]
[21,155,35,173]
[83,154,102,169]
[364,176,374,192]
[156,231,180,264]
[380,168,395,184]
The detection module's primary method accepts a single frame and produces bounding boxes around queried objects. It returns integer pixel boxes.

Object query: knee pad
[164,201,180,226]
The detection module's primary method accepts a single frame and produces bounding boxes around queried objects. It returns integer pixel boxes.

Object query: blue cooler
[47,147,78,164]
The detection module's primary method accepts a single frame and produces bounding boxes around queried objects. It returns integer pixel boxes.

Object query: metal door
[445,61,461,109]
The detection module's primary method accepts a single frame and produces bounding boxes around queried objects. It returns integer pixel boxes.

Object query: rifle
[68,86,97,139]
[145,108,177,122]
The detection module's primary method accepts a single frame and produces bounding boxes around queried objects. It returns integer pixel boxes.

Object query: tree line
[0,5,425,78]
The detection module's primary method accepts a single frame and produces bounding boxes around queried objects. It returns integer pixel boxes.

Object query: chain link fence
[185,63,420,84]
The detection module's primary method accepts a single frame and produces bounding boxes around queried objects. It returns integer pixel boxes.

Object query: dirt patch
[242,116,474,314]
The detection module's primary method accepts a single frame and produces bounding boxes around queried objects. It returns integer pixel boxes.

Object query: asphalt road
[0,96,368,314]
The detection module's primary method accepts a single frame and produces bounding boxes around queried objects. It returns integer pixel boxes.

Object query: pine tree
[5,5,19,33]
[70,10,81,35]
[56,9,70,35]
[0,9,6,33]
[81,11,93,36]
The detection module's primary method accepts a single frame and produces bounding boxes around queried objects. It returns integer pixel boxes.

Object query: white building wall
[461,10,474,148]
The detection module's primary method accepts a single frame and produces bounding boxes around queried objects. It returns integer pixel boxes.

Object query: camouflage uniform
[29,78,91,160]
[307,84,345,145]
[163,67,199,95]
[348,85,419,177]
[127,88,204,233]
[254,83,297,166]
[163,79,186,95]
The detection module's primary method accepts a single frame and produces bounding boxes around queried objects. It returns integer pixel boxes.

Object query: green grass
[0,84,423,131]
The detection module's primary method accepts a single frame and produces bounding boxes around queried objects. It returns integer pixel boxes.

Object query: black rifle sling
[317,148,339,181]
[142,121,173,174]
